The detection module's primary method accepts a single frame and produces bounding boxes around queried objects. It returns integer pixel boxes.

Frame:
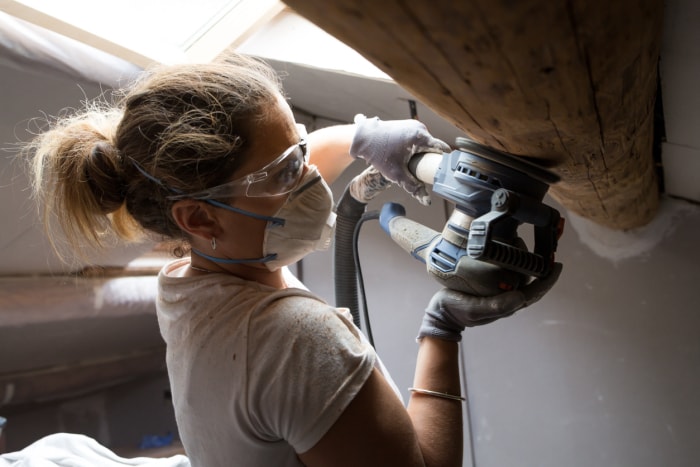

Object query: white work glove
[418,263,563,341]
[350,114,451,206]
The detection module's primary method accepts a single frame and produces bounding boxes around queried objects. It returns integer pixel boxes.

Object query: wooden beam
[283,0,663,229]
[0,348,166,409]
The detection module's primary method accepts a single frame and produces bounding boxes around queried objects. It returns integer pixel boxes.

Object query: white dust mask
[262,166,336,270]
[193,165,336,271]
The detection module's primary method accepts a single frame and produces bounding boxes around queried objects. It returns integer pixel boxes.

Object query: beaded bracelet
[408,387,466,402]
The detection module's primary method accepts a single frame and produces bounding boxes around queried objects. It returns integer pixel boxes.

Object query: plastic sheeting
[0,11,155,275]
[0,433,189,467]
[0,11,141,87]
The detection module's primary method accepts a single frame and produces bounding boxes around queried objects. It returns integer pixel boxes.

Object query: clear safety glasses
[168,138,308,200]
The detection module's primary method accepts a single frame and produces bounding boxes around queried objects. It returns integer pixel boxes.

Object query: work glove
[350,114,451,206]
[418,263,563,342]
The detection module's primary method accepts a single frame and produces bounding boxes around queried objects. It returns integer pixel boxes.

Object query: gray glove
[349,115,451,205]
[418,263,563,341]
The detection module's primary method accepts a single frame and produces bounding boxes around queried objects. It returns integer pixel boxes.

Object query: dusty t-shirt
[157,259,400,467]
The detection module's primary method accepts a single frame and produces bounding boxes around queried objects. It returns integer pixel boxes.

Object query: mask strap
[191,248,277,265]
[130,159,285,226]
[131,158,162,185]
[204,199,285,227]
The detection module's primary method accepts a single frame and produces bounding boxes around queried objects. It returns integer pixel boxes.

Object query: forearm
[306,124,356,184]
[407,337,463,467]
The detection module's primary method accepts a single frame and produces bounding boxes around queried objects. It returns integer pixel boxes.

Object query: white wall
[461,199,699,467]
[660,0,700,203]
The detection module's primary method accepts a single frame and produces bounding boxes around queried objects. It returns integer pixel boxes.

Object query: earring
[211,237,217,250]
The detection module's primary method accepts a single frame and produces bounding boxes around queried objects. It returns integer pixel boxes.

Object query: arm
[306,124,356,185]
[299,264,563,467]
[298,368,428,467]
[407,337,463,465]
[296,339,462,466]
[299,339,462,466]
[305,117,451,202]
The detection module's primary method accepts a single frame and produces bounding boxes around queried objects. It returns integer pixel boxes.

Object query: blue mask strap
[130,158,285,227]
[131,158,184,194]
[192,248,277,265]
[204,199,285,227]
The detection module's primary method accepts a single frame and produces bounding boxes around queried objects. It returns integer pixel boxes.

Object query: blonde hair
[26,53,282,261]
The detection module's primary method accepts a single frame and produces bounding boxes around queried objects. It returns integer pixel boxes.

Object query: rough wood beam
[0,348,166,409]
[283,0,663,229]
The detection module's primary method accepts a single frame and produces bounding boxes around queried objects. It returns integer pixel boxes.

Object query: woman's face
[230,94,301,186]
[213,93,305,265]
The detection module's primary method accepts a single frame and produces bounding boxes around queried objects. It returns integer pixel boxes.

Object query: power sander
[378,137,564,296]
[333,137,564,330]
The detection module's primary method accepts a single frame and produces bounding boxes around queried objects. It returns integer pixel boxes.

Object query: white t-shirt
[157,259,401,467]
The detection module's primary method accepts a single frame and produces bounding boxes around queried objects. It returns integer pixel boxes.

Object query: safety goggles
[168,137,308,200]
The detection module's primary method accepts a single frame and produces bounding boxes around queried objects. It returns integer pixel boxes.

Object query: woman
[27,53,561,466]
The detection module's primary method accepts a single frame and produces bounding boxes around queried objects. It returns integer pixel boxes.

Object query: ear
[171,200,219,241]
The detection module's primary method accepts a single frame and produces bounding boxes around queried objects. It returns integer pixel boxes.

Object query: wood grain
[284,0,663,229]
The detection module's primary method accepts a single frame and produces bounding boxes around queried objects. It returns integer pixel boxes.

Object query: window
[1,0,284,66]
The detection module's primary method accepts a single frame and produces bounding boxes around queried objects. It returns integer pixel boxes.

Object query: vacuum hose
[333,186,366,326]
[333,167,393,327]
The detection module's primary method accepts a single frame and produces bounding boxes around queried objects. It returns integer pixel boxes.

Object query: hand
[350,115,451,205]
[418,263,563,341]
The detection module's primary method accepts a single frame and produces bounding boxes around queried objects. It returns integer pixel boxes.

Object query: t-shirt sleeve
[246,295,376,454]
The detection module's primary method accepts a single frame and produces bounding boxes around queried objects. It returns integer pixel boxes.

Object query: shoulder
[247,291,375,393]
[246,293,378,450]
[252,293,362,346]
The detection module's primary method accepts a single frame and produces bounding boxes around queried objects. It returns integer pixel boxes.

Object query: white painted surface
[567,196,697,262]
[662,143,700,202]
[660,0,700,203]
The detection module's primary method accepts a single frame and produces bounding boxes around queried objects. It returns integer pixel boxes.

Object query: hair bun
[86,141,127,214]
